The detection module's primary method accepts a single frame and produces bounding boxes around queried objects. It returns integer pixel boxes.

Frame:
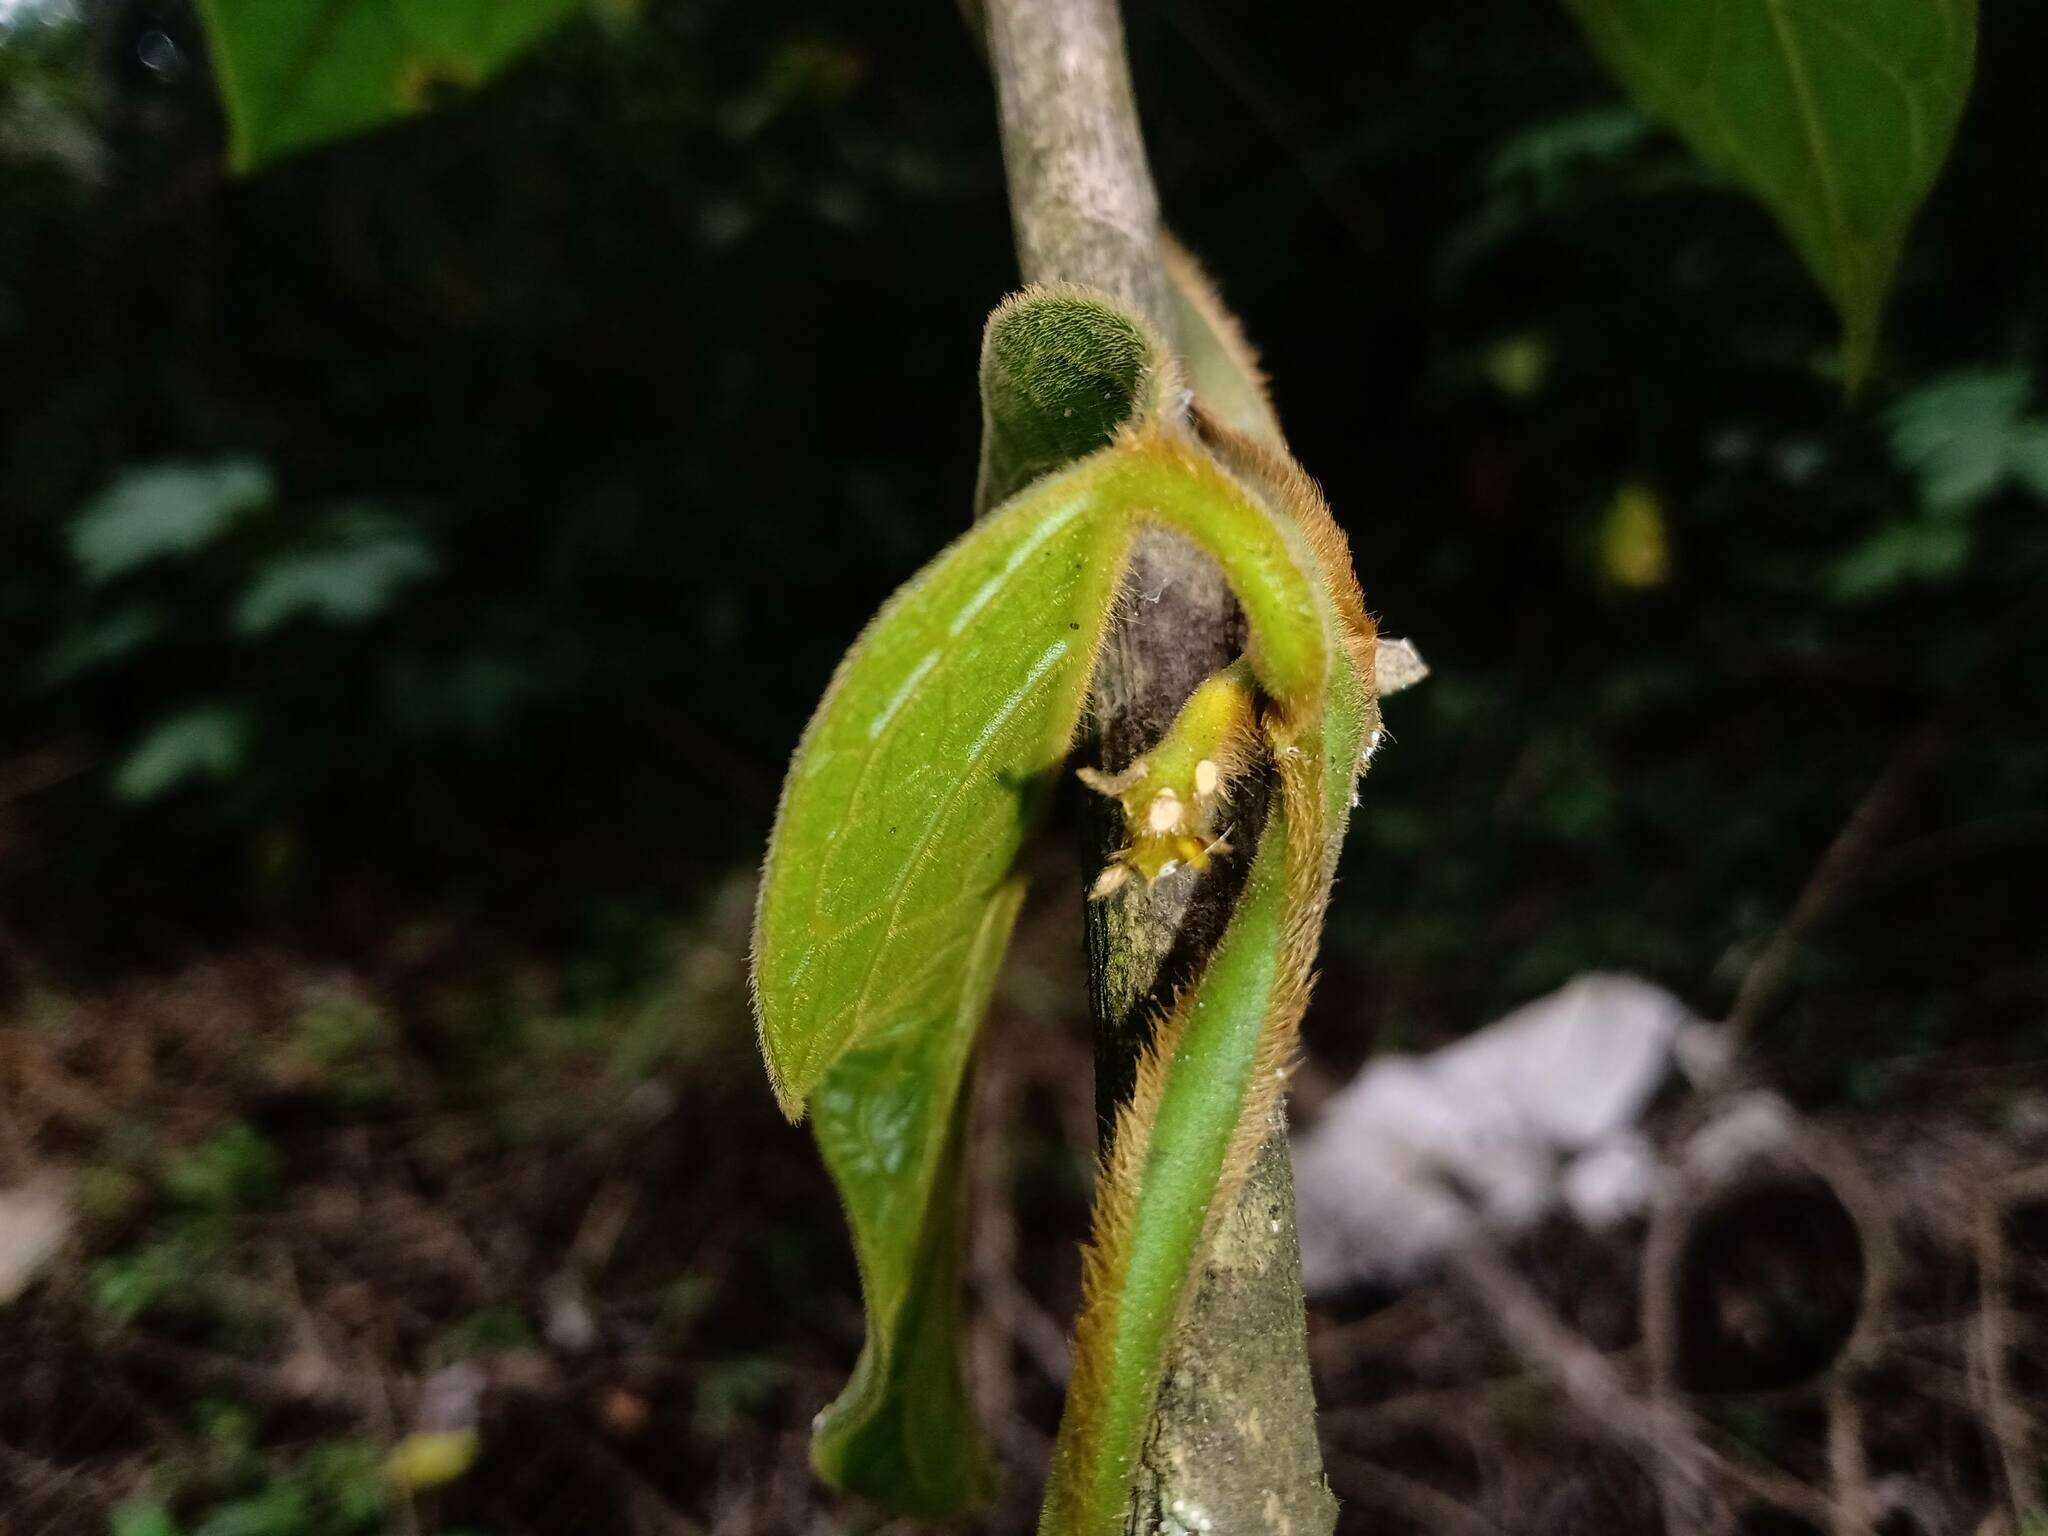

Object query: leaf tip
[749,974,811,1123]
[768,1068,809,1125]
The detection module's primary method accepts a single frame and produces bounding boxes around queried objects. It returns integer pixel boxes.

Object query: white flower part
[1077,758,1147,797]
[1146,789,1184,834]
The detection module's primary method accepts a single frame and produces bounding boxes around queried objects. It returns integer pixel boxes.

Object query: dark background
[3,2,2046,1532]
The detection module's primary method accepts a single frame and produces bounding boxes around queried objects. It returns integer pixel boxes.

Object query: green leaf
[756,288,1347,1519]
[162,1122,281,1212]
[1563,0,1977,389]
[973,286,1161,518]
[755,472,1122,1114]
[1828,517,1970,602]
[114,705,251,802]
[36,604,164,688]
[194,0,581,173]
[1163,236,1288,447]
[1487,103,1653,195]
[110,1500,184,1536]
[69,459,273,583]
[235,518,437,634]
[1887,367,2042,511]
[758,293,1154,1515]
[808,920,1010,1515]
[755,446,1327,1119]
[193,1485,311,1536]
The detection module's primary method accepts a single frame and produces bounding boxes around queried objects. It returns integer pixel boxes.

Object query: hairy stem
[980,3,1333,1530]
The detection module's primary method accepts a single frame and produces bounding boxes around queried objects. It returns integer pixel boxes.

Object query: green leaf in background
[69,459,273,583]
[1563,0,1977,389]
[1887,367,2048,512]
[1831,364,2048,601]
[115,704,251,802]
[194,0,581,173]
[1828,515,1970,602]
[36,604,165,688]
[109,1501,183,1536]
[235,515,437,634]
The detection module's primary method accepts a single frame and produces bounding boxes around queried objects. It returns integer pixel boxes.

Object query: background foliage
[3,0,2046,1530]
[7,0,2043,1072]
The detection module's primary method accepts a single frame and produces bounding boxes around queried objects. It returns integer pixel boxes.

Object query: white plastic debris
[1561,1132,1660,1230]
[1295,974,1697,1293]
[1682,1090,1797,1182]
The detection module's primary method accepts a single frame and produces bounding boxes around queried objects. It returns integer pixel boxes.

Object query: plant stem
[981,3,1335,1529]
[983,0,1171,331]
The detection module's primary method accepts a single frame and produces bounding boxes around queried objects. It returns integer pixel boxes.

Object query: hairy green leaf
[754,446,1332,1514]
[756,283,1353,1520]
[194,0,579,172]
[756,447,1326,1121]
[754,468,1127,1119]
[1564,0,1976,388]
[761,288,1161,1514]
[754,466,1117,1514]
[1163,236,1287,448]
[1039,488,1376,1536]
[806,880,1021,1515]
[974,286,1162,518]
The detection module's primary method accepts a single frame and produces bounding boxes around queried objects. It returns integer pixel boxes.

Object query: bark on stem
[981,3,1335,1530]
[983,0,1171,331]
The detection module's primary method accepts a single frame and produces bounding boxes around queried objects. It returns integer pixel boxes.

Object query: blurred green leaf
[37,604,164,687]
[193,1485,310,1536]
[691,1356,789,1437]
[194,0,581,173]
[430,1306,535,1363]
[298,1442,390,1529]
[1564,0,1977,388]
[235,519,436,635]
[110,1501,184,1536]
[2008,424,2048,500]
[163,1122,281,1211]
[69,461,273,583]
[1829,517,1971,602]
[90,1235,211,1324]
[114,706,251,802]
[1888,367,2045,511]
[1487,104,1650,196]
